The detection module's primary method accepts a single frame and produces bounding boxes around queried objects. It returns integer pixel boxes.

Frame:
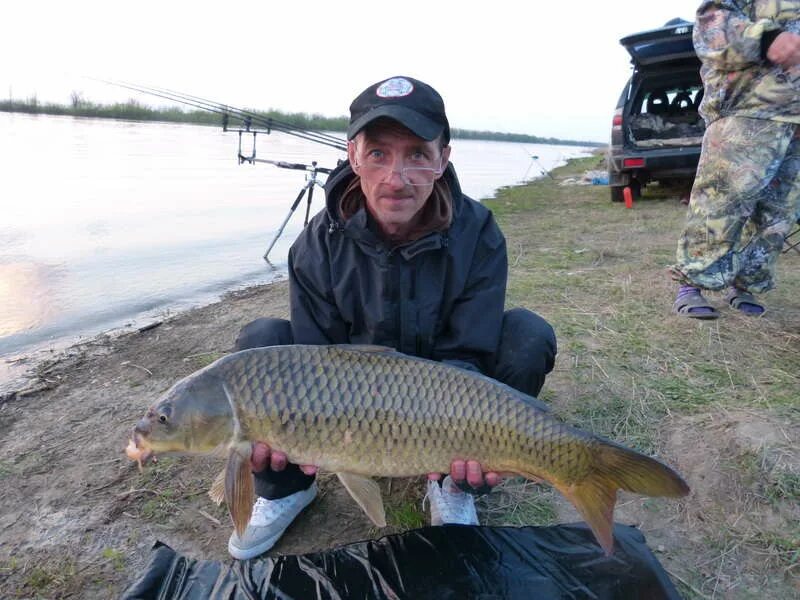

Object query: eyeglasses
[353,155,444,186]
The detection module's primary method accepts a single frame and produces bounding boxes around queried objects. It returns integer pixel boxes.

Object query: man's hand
[251,446,513,488]
[427,459,502,489]
[251,441,318,475]
[767,31,800,69]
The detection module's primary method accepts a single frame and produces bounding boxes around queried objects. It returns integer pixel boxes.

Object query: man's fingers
[270,450,288,472]
[450,460,467,483]
[768,32,800,68]
[448,460,502,488]
[250,442,318,476]
[250,442,271,472]
[485,472,502,488]
[465,460,484,488]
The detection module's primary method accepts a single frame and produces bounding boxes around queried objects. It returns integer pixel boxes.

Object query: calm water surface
[0,112,589,384]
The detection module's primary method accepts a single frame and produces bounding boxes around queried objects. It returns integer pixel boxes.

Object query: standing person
[671,1,800,319]
[227,76,557,560]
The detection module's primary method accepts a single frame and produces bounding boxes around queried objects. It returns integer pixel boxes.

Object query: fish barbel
[129,344,689,554]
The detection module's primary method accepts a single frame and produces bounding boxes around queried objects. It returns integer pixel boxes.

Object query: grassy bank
[0,96,601,146]
[484,155,800,598]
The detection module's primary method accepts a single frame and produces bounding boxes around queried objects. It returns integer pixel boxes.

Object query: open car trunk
[628,72,705,148]
[621,20,705,150]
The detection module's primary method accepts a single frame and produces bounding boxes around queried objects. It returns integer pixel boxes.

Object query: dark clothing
[236,310,556,500]
[289,161,506,375]
[238,160,556,500]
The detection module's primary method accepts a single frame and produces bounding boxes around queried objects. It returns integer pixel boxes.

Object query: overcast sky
[2,1,704,143]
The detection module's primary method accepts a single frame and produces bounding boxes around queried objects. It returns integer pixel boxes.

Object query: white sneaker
[228,483,317,560]
[424,476,479,526]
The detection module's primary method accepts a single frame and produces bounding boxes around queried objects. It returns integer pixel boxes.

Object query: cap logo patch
[376,77,414,98]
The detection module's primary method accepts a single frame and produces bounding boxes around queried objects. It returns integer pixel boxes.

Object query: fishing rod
[100,79,347,151]
[100,79,348,262]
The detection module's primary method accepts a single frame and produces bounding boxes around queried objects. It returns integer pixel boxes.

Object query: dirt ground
[1,158,798,598]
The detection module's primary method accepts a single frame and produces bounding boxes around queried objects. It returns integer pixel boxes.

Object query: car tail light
[612,111,623,129]
[623,157,645,168]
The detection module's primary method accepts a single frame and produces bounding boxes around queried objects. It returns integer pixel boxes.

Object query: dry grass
[476,478,558,526]
[480,155,800,599]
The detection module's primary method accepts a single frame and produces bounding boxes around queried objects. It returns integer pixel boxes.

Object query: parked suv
[608,18,704,202]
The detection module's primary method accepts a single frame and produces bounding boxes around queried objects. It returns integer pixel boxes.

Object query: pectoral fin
[337,472,386,527]
[225,442,255,536]
[208,467,226,505]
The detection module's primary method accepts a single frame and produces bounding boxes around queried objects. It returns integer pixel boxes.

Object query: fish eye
[158,414,168,424]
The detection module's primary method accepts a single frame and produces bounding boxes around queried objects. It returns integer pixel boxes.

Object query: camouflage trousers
[672,116,800,292]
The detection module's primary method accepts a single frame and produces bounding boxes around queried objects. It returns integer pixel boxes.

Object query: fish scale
[130,344,689,555]
[217,345,588,478]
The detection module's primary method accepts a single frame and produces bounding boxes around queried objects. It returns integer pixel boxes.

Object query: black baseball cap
[347,76,450,144]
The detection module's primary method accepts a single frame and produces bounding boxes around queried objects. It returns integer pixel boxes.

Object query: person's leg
[729,127,800,298]
[491,307,556,402]
[234,317,293,352]
[671,284,720,319]
[229,317,316,559]
[672,117,796,292]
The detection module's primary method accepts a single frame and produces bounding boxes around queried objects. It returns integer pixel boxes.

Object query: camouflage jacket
[694,0,800,124]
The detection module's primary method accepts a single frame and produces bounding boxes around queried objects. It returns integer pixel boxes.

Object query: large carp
[128,344,689,554]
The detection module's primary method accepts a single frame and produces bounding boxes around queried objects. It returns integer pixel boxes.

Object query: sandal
[725,288,765,316]
[672,289,720,320]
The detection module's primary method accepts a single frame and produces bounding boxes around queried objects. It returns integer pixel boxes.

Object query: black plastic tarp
[121,523,683,600]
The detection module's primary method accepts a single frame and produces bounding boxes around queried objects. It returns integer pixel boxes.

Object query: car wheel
[610,186,625,202]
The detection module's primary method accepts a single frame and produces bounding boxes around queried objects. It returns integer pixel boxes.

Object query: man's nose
[379,158,407,186]
[383,167,406,186]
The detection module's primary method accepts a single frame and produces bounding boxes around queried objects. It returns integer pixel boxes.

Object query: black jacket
[287,161,507,373]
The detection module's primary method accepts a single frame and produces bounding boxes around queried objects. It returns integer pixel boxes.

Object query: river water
[0,112,590,384]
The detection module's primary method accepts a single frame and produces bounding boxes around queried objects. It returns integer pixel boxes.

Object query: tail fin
[595,440,689,498]
[549,442,689,555]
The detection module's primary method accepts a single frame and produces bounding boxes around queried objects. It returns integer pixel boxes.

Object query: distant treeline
[0,96,603,147]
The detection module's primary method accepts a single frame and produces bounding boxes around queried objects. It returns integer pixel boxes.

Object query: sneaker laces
[249,497,280,527]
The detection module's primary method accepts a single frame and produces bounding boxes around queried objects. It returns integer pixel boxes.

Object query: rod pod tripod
[262,161,330,262]
[236,131,335,262]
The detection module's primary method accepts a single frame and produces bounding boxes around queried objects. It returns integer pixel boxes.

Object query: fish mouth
[125,430,155,469]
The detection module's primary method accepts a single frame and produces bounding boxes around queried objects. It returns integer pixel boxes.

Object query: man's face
[348,122,451,239]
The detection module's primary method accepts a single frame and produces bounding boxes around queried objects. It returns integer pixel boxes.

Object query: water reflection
[0,260,62,337]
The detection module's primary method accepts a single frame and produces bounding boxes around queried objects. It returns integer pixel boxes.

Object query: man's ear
[439,145,452,173]
[347,140,359,173]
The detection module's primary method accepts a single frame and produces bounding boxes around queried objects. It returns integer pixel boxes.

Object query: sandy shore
[0,277,290,400]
